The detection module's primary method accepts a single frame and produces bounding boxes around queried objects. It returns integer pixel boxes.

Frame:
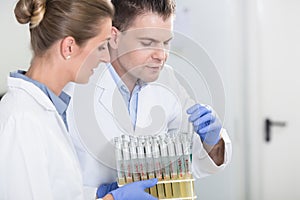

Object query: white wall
[0,0,32,95]
[169,0,246,199]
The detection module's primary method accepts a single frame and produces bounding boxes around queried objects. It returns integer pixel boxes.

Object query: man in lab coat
[66,0,232,197]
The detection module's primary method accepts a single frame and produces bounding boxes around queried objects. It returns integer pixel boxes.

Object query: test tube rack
[115,133,196,199]
[118,178,197,200]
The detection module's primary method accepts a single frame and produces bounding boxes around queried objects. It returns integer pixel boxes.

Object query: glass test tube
[182,135,192,178]
[137,144,147,181]
[121,135,130,144]
[114,138,126,185]
[129,142,140,182]
[167,137,180,198]
[183,139,193,197]
[137,143,149,193]
[188,122,194,163]
[122,141,133,183]
[175,137,188,198]
[145,141,157,198]
[160,140,173,198]
[153,141,165,198]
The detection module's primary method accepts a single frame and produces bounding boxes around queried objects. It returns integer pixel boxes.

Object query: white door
[247,0,300,199]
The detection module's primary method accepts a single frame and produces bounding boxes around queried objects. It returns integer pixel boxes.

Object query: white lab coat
[0,77,91,200]
[66,65,232,190]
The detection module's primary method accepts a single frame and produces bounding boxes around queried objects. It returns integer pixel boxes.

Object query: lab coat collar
[7,76,57,112]
[10,70,71,116]
[96,66,134,134]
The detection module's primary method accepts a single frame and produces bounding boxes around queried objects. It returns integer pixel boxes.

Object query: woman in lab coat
[0,0,157,200]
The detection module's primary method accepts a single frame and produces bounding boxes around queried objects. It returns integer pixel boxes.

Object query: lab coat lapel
[96,68,134,134]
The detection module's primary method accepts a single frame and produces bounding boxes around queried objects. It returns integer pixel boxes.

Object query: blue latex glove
[97,182,119,198]
[110,178,158,200]
[187,104,222,145]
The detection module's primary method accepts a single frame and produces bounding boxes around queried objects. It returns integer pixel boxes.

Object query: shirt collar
[107,63,148,94]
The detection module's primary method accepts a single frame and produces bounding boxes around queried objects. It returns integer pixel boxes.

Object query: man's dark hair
[111,0,176,31]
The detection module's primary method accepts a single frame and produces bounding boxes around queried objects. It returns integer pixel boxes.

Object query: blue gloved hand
[187,104,222,145]
[109,178,158,200]
[97,182,119,198]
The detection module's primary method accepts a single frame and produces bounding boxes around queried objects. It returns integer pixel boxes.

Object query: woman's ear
[61,36,76,60]
[109,26,120,49]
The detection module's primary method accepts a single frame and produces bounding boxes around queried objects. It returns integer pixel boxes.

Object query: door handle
[265,118,287,142]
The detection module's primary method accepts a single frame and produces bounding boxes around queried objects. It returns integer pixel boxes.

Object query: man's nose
[152,46,167,61]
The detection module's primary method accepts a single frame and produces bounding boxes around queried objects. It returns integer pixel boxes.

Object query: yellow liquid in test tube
[164,176,173,198]
[126,176,133,183]
[118,178,126,186]
[177,157,188,198]
[184,173,193,197]
[157,177,165,199]
[178,171,189,198]
[148,173,158,198]
[155,161,165,198]
[179,178,188,198]
[171,173,180,198]
[141,173,149,193]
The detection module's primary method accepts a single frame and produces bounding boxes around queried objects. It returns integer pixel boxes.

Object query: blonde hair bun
[14,0,46,28]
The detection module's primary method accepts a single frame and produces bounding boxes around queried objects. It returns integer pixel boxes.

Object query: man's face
[113,13,173,83]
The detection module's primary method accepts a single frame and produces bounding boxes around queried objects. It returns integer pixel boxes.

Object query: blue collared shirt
[108,64,147,129]
[10,70,71,130]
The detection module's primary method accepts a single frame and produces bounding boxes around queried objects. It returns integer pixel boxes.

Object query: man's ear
[109,26,120,49]
[61,36,76,60]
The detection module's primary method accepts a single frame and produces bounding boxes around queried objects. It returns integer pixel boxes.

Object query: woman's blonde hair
[14,0,114,56]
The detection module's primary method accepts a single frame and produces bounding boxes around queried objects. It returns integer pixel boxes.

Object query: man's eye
[141,41,153,46]
[164,41,170,46]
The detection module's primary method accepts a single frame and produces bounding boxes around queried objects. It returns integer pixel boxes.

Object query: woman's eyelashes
[98,44,107,51]
[98,41,109,51]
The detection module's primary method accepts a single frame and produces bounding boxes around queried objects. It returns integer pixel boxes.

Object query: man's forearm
[203,138,225,166]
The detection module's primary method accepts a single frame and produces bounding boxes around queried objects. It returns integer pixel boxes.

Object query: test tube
[183,139,193,197]
[138,136,146,147]
[114,138,126,185]
[137,144,147,181]
[160,140,173,198]
[129,135,138,145]
[129,141,140,182]
[137,143,149,193]
[145,140,157,197]
[153,141,165,198]
[182,136,192,178]
[121,135,130,145]
[167,137,180,198]
[122,141,133,183]
[188,122,194,162]
[175,137,188,198]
